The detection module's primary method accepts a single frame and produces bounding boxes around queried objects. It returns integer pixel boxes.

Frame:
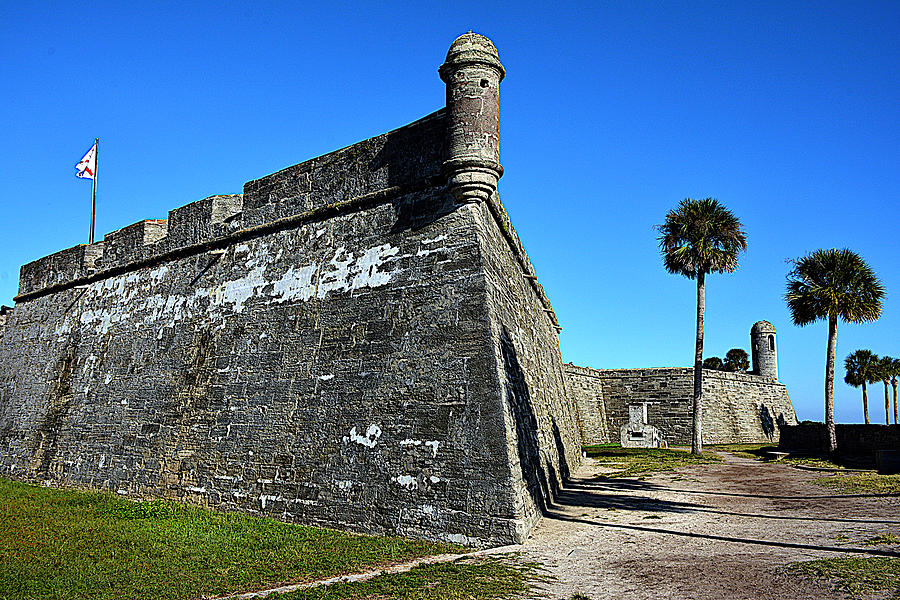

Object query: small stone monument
[620,402,664,448]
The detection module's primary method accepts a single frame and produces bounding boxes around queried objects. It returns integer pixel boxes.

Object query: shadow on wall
[552,417,571,481]
[31,340,79,475]
[760,405,775,440]
[366,112,458,235]
[760,405,788,441]
[500,329,568,514]
[389,187,457,234]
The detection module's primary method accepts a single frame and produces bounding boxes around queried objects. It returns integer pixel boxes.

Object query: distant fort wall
[566,365,797,446]
[0,34,580,547]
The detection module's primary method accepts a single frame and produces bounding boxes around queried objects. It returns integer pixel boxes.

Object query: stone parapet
[19,243,105,297]
[166,195,244,249]
[15,111,448,303]
[242,110,447,227]
[100,220,169,271]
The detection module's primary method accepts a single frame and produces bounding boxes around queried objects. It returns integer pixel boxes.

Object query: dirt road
[520,453,900,599]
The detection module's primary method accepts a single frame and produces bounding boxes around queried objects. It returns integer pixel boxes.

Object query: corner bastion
[0,33,582,547]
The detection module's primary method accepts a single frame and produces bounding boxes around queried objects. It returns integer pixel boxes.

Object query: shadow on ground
[543,472,900,558]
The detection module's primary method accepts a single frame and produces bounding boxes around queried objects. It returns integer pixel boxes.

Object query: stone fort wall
[780,423,900,462]
[0,34,581,547]
[566,364,797,446]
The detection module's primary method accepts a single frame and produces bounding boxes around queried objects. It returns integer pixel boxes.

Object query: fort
[567,321,795,447]
[0,33,795,547]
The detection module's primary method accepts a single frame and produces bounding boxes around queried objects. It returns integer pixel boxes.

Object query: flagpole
[89,138,98,244]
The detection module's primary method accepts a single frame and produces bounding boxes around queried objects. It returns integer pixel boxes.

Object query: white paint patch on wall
[272,264,318,303]
[149,265,169,284]
[62,238,405,342]
[317,247,354,297]
[259,494,282,509]
[350,244,400,290]
[216,265,267,313]
[444,533,478,546]
[345,424,382,448]
[393,474,418,490]
[399,438,439,457]
[416,246,447,257]
[424,440,439,457]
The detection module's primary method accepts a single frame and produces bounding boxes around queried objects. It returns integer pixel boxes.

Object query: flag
[75,142,97,180]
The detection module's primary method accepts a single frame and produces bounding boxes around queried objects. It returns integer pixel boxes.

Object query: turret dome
[440,32,505,81]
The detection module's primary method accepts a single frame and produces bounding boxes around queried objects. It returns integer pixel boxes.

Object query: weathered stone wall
[780,423,900,460]
[564,365,609,445]
[0,58,580,545]
[475,194,582,534]
[241,110,447,228]
[565,365,797,446]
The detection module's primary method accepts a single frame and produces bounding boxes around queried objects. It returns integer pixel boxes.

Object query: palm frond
[657,198,748,278]
[844,349,879,387]
[784,248,885,327]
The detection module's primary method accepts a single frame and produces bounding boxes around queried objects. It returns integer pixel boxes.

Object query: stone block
[167,195,243,249]
[18,242,106,296]
[100,220,168,270]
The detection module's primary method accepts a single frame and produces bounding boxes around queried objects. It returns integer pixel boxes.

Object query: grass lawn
[792,557,900,599]
[709,443,847,469]
[812,472,900,496]
[582,445,721,478]
[0,477,463,600]
[269,556,535,599]
[707,443,776,460]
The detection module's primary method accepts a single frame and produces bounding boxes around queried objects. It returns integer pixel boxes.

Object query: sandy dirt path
[519,453,900,600]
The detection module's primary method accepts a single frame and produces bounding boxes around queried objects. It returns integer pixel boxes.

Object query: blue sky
[1,1,897,423]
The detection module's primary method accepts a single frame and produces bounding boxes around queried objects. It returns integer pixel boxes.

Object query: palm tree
[785,249,885,453]
[891,358,900,425]
[844,349,879,424]
[658,198,747,456]
[723,348,750,372]
[877,356,896,425]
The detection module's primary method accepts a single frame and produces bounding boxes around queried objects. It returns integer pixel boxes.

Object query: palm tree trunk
[893,379,898,425]
[862,381,869,425]
[885,381,891,425]
[692,271,705,456]
[825,314,837,454]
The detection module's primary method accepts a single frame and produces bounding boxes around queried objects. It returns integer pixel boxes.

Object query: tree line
[844,350,899,425]
[658,198,884,456]
[702,349,750,373]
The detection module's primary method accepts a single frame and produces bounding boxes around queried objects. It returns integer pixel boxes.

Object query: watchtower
[751,320,778,380]
[439,32,505,204]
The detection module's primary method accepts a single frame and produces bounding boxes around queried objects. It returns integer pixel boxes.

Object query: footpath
[521,453,900,599]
